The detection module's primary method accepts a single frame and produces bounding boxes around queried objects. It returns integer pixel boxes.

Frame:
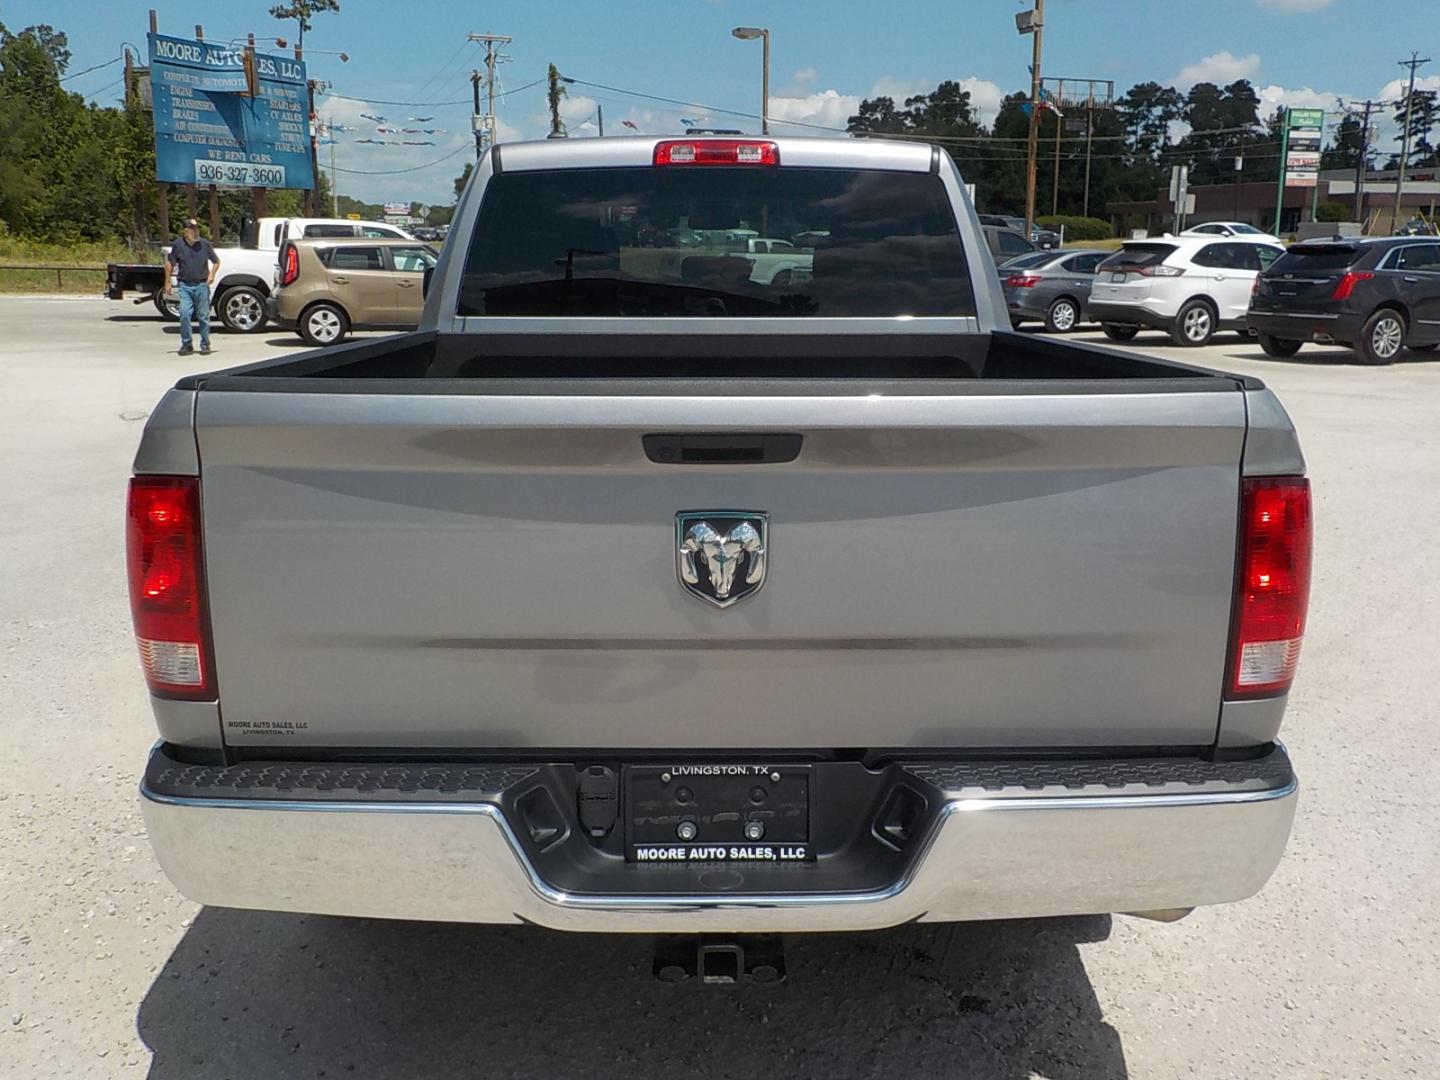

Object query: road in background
[1,297,1436,1078]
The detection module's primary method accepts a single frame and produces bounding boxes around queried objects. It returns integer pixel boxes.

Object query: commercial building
[1106,171,1440,237]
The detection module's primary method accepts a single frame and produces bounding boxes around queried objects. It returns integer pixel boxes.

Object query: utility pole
[149,10,171,238]
[597,103,604,137]
[1395,53,1430,232]
[1082,97,1094,219]
[1020,0,1045,236]
[470,69,483,158]
[1349,99,1379,222]
[1051,108,1062,216]
[329,116,338,216]
[467,33,512,153]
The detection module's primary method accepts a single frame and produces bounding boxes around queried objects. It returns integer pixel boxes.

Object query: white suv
[1088,235,1285,346]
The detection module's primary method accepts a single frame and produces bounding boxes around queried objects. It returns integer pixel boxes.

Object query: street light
[731,26,770,136]
[1015,1,1044,237]
[275,39,348,61]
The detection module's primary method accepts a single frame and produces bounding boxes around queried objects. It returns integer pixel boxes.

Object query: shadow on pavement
[1232,347,1435,366]
[138,909,1126,1080]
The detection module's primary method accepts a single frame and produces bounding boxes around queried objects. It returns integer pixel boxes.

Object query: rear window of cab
[457,166,976,318]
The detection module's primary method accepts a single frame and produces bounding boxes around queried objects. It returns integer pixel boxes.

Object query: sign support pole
[1273,110,1290,237]
[247,33,269,228]
[148,11,171,240]
[1052,109,1061,217]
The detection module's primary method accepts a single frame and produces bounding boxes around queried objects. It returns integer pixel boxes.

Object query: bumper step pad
[147,754,538,804]
[901,745,1293,799]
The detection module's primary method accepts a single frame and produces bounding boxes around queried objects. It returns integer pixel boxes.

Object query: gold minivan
[270,238,439,346]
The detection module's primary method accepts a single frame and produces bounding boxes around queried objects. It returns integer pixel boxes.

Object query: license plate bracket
[624,764,811,863]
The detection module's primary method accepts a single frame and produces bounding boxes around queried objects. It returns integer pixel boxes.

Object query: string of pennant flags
[314,115,441,148]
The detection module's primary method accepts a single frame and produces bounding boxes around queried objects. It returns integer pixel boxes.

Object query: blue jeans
[176,282,211,348]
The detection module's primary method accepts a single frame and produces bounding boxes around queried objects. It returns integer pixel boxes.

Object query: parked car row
[1248,236,1440,364]
[105,216,417,333]
[977,213,1061,249]
[999,248,1110,332]
[270,238,439,346]
[1089,235,1284,346]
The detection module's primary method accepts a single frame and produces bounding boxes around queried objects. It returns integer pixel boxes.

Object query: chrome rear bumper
[139,745,1297,933]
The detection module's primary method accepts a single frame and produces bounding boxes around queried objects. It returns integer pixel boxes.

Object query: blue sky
[11,0,1438,203]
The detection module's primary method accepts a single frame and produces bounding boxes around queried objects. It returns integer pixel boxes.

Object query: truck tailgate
[196,388,1244,750]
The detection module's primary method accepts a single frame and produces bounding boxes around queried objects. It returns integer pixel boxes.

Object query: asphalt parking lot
[1,294,1437,1079]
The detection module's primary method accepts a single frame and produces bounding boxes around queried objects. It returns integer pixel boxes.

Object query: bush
[1036,215,1112,241]
[1315,202,1351,223]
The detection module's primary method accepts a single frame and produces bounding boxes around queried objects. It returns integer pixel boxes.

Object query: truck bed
[178,327,1260,389]
[169,329,1258,754]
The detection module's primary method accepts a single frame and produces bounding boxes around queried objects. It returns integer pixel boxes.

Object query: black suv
[1248,237,1440,364]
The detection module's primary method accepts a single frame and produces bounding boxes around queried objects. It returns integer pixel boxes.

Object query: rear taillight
[1138,264,1184,277]
[126,476,215,699]
[279,243,299,286]
[653,139,779,166]
[1252,277,1262,296]
[1228,477,1312,698]
[1005,273,1042,287]
[1331,271,1373,300]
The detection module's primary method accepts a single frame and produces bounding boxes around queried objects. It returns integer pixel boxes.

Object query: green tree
[269,0,340,51]
[1394,89,1439,167]
[454,161,473,199]
[845,95,909,135]
[1178,80,1264,186]
[547,63,566,138]
[1116,81,1185,163]
[0,21,129,241]
[1321,112,1368,172]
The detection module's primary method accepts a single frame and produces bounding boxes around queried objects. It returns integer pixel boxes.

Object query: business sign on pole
[148,32,314,189]
[382,202,410,215]
[1284,107,1323,189]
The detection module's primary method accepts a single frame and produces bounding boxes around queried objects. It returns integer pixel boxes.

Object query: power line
[59,56,121,82]
[560,75,800,130]
[320,76,545,108]
[331,142,471,175]
[85,77,124,99]
[409,38,475,105]
[563,74,1292,151]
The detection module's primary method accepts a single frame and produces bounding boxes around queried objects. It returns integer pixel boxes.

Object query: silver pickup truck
[128,136,1308,961]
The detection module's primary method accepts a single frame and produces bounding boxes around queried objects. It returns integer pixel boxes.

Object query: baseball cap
[183,218,200,229]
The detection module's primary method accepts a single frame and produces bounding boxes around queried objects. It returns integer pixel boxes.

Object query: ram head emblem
[675,512,768,608]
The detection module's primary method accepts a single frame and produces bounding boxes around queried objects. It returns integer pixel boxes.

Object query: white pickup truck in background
[105,217,414,333]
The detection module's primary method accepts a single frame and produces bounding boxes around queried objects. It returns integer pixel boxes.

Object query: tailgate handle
[643,433,802,465]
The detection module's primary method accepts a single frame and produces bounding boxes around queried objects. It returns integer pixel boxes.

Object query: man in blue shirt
[165,219,221,356]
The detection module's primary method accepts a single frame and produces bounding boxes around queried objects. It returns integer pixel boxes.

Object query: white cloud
[1173,51,1262,88]
[1257,83,1344,114]
[768,89,862,133]
[957,77,1005,124]
[1376,73,1440,101]
[869,75,934,101]
[1256,0,1339,10]
[769,74,1004,134]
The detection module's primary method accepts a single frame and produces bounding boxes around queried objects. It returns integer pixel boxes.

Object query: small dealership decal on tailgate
[625,762,811,862]
[634,843,809,862]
